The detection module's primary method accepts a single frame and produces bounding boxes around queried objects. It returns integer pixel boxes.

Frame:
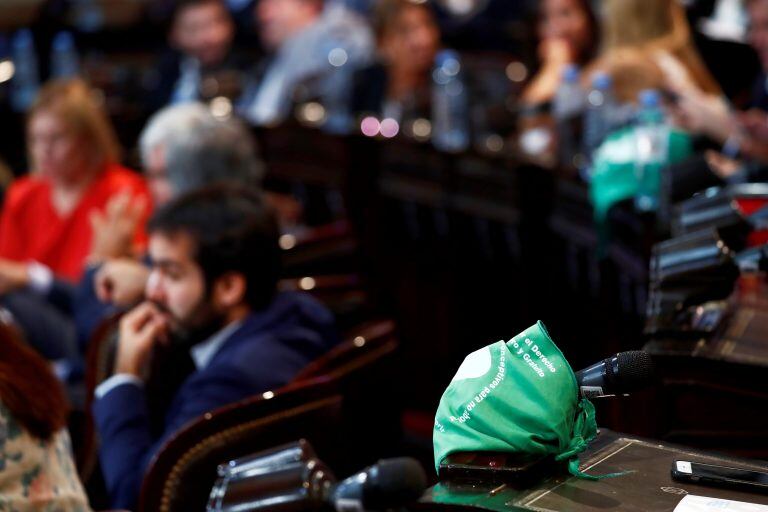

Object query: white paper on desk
[674,495,768,512]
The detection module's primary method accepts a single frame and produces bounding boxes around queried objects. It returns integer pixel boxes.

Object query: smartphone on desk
[439,451,555,484]
[671,460,768,494]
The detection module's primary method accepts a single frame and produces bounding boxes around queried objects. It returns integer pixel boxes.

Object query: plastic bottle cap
[435,49,460,68]
[12,29,33,49]
[639,89,661,108]
[562,64,580,83]
[592,72,612,91]
[52,31,74,51]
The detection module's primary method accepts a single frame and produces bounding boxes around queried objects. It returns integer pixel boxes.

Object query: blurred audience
[93,186,339,509]
[147,0,253,109]
[521,0,599,105]
[0,318,91,511]
[240,0,373,127]
[350,0,440,121]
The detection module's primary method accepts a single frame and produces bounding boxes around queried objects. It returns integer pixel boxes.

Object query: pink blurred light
[380,118,400,138]
[360,116,380,137]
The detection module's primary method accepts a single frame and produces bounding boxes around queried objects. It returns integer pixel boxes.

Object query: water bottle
[319,45,355,134]
[10,29,40,112]
[432,49,469,153]
[552,64,585,170]
[634,89,669,212]
[50,31,79,79]
[582,72,619,169]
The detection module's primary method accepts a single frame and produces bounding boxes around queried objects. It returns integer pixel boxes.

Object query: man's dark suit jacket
[145,48,257,112]
[93,291,339,509]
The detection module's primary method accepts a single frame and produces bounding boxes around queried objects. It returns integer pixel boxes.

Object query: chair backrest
[78,312,123,482]
[278,274,370,332]
[255,124,351,225]
[280,219,359,278]
[139,377,344,512]
[138,320,399,512]
[292,319,397,382]
[294,320,402,475]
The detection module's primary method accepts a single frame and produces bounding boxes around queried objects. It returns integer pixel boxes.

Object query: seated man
[240,0,373,129]
[147,0,253,109]
[93,186,339,509]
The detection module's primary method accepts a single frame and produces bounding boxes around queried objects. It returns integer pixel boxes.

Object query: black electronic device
[209,440,427,512]
[671,460,768,495]
[438,451,556,484]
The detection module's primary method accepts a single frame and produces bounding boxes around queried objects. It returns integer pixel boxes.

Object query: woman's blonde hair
[28,78,121,168]
[600,0,720,95]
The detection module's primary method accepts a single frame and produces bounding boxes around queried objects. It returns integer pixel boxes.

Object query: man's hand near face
[95,259,150,307]
[115,302,168,378]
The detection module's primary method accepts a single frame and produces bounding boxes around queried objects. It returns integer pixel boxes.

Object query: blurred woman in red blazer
[0,79,151,290]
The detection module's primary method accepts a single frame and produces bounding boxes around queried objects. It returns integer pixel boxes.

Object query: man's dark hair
[148,185,282,311]
[170,0,227,23]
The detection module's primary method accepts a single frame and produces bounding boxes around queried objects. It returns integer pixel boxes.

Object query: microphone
[575,351,655,399]
[327,457,427,512]
[209,456,427,512]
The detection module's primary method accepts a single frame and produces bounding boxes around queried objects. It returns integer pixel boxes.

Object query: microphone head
[615,351,655,392]
[363,457,428,509]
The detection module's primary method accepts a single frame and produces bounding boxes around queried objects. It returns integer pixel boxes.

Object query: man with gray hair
[137,102,263,206]
[76,102,265,344]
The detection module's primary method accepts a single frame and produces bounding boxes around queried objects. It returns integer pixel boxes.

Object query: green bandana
[433,321,599,479]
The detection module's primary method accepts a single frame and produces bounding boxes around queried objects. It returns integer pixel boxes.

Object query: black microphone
[575,351,654,399]
[209,456,427,511]
[327,457,427,512]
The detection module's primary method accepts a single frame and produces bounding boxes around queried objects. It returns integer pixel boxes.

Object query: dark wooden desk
[417,430,768,511]
[642,283,768,458]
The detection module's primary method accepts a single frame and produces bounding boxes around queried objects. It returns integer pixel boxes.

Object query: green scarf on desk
[433,321,599,479]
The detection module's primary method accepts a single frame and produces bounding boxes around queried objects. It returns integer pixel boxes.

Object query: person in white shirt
[240,0,374,130]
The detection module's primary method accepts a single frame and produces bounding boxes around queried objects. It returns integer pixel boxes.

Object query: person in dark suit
[350,0,440,121]
[146,0,254,110]
[92,186,339,509]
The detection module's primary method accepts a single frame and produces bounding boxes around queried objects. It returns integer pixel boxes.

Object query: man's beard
[150,298,227,350]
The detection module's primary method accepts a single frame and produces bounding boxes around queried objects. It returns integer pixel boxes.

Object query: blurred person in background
[671,0,768,179]
[0,321,91,511]
[75,102,267,347]
[147,0,253,109]
[350,0,440,121]
[521,0,599,105]
[591,0,721,103]
[748,0,768,111]
[0,79,151,283]
[240,0,373,127]
[93,186,339,509]
[137,103,263,208]
[0,79,151,360]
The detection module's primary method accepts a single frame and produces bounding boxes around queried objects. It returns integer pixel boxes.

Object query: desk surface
[419,431,768,511]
